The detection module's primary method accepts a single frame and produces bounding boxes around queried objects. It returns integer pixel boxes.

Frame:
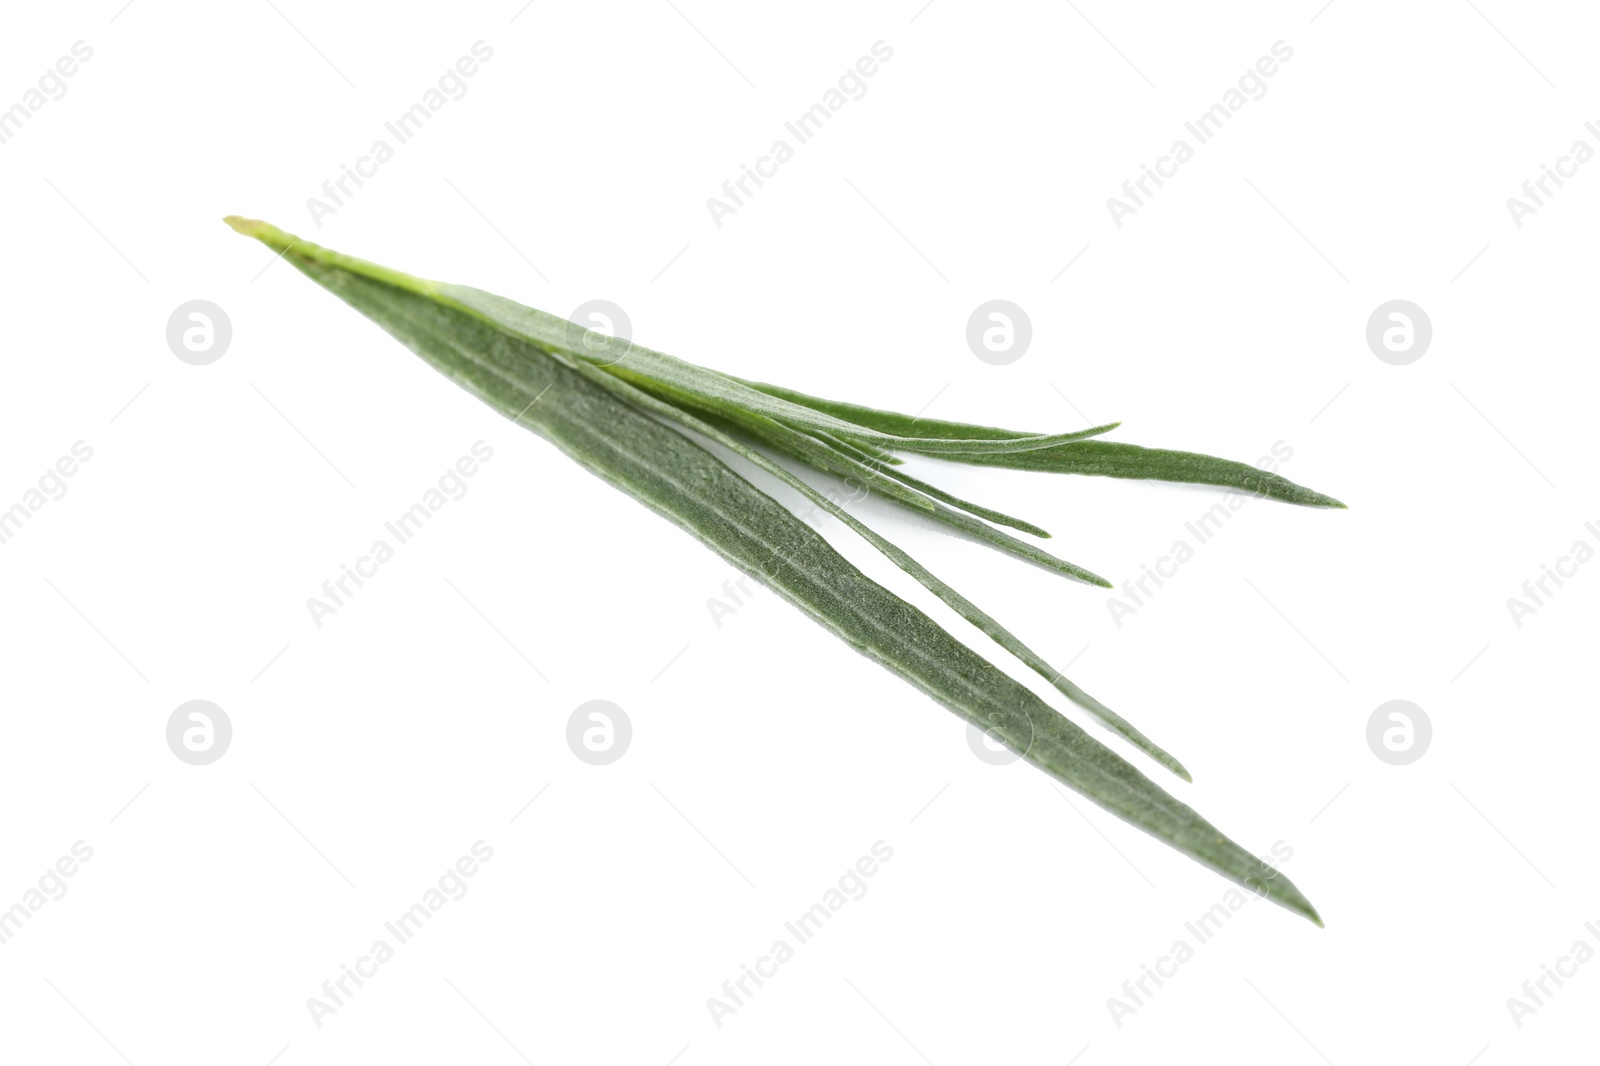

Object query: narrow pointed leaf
[435,282,1120,456]
[581,383,1180,773]
[546,345,1189,778]
[951,440,1348,508]
[735,377,1345,507]
[731,375,1072,441]
[227,217,1320,923]
[674,397,1110,586]
[839,443,1055,538]
[815,432,903,466]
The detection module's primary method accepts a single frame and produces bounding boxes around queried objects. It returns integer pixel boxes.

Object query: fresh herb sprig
[228,217,1337,925]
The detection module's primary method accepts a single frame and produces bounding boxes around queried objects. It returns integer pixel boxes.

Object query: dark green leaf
[226,217,1322,924]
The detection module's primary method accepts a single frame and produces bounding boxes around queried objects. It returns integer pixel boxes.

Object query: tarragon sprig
[226,217,1335,924]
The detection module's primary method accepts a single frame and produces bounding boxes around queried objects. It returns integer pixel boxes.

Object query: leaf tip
[1276,885,1324,927]
[1293,485,1347,509]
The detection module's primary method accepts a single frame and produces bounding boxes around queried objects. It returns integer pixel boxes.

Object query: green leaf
[809,429,1055,538]
[436,282,1123,457]
[731,374,1060,441]
[951,440,1348,508]
[227,217,1322,924]
[731,377,1347,507]
[657,397,1110,586]
[557,349,1188,779]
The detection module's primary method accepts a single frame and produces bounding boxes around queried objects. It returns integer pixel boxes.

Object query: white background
[1,1,1596,1063]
